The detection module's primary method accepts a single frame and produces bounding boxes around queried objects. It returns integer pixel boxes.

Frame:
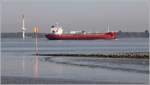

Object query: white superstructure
[50,23,63,34]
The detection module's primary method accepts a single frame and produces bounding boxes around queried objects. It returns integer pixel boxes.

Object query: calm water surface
[1,38,149,83]
[1,38,149,54]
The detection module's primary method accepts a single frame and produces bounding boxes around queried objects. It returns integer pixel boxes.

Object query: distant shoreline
[35,52,149,59]
[1,31,149,38]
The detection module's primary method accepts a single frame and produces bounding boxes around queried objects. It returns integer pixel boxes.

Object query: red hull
[45,32,117,40]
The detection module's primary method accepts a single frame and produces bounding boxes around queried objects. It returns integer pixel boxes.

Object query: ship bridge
[50,24,63,35]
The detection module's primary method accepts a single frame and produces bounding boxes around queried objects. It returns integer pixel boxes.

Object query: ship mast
[107,24,110,32]
[22,14,26,40]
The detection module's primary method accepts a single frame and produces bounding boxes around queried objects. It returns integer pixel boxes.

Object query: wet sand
[1,53,149,84]
[2,76,102,84]
[1,76,144,84]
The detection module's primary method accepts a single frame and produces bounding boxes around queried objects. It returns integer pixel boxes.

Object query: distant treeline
[117,30,149,38]
[1,30,149,38]
[1,32,46,38]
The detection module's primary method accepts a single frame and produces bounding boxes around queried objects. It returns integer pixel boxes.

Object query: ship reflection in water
[33,55,39,79]
[21,55,39,79]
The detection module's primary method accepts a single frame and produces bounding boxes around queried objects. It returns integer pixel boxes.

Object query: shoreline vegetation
[35,52,149,59]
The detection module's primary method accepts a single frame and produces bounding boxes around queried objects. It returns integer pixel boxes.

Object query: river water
[1,38,149,84]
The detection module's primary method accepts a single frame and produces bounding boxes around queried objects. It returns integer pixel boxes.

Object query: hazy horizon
[2,0,149,33]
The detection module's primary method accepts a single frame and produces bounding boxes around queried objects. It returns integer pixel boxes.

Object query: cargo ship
[45,24,117,40]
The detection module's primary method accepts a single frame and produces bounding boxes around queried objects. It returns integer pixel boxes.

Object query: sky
[2,0,149,33]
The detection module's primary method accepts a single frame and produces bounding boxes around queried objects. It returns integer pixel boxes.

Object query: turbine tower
[22,14,26,40]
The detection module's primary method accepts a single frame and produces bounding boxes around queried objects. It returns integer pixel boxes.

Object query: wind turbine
[22,14,26,40]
